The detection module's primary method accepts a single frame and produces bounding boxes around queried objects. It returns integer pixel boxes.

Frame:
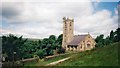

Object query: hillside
[55,42,119,66]
[23,42,119,66]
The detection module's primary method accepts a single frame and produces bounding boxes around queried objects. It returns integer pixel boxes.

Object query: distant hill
[23,38,41,41]
[56,42,119,66]
[0,35,41,41]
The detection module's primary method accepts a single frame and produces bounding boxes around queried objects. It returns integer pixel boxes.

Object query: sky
[0,0,119,39]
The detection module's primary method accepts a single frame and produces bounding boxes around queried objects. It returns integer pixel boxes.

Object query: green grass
[24,53,72,66]
[55,42,119,66]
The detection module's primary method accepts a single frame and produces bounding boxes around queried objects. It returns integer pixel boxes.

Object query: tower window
[70,22,72,26]
[65,22,66,24]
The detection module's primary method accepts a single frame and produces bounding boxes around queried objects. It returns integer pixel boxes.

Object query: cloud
[1,0,118,39]
[1,2,23,18]
[1,0,120,2]
[75,10,118,37]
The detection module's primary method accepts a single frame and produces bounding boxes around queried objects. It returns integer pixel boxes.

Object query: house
[62,17,96,52]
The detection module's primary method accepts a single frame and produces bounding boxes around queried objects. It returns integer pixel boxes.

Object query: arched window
[87,44,90,48]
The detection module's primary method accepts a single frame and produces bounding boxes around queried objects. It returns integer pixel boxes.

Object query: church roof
[68,34,88,46]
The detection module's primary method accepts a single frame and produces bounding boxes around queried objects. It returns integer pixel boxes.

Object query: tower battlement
[63,17,74,22]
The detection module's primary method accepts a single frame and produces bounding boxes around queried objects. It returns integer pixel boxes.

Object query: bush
[91,48,96,51]
[57,48,65,54]
[49,50,54,55]
[36,50,45,59]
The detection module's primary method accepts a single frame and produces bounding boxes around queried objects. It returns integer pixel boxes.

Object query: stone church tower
[62,17,74,49]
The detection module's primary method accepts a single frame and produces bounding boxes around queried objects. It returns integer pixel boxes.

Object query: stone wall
[77,34,96,51]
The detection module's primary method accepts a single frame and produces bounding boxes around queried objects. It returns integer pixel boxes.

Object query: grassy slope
[24,53,72,66]
[55,42,118,66]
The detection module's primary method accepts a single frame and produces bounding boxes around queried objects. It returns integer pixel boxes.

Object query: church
[62,17,96,52]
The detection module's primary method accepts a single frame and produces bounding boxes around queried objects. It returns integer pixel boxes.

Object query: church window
[80,46,82,48]
[87,44,90,48]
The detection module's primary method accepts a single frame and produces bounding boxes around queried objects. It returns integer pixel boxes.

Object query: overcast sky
[0,0,119,39]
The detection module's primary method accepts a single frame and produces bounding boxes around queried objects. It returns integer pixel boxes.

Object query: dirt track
[45,57,71,66]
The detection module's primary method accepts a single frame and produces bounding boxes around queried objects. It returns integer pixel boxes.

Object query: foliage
[2,34,64,61]
[95,28,120,47]
[36,49,46,59]
[114,28,120,42]
[2,34,27,61]
[110,30,114,42]
[56,34,63,45]
[57,47,65,54]
[95,34,104,47]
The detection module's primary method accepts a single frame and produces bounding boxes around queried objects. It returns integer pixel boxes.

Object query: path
[45,53,70,60]
[45,57,71,66]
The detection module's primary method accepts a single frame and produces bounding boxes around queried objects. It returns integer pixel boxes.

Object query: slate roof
[68,34,88,46]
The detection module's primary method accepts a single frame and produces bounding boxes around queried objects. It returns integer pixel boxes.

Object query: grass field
[55,42,119,66]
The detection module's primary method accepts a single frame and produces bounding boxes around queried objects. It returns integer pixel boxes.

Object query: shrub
[36,50,45,59]
[57,48,65,54]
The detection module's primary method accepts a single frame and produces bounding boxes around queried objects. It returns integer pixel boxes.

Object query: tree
[57,34,63,45]
[110,30,114,42]
[114,28,120,42]
[104,36,112,45]
[49,35,56,41]
[45,44,53,55]
[36,49,46,59]
[56,34,65,53]
[48,35,57,50]
[42,38,49,45]
[95,34,104,47]
[2,34,27,61]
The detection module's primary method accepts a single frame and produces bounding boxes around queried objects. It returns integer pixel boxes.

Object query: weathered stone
[62,17,96,52]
